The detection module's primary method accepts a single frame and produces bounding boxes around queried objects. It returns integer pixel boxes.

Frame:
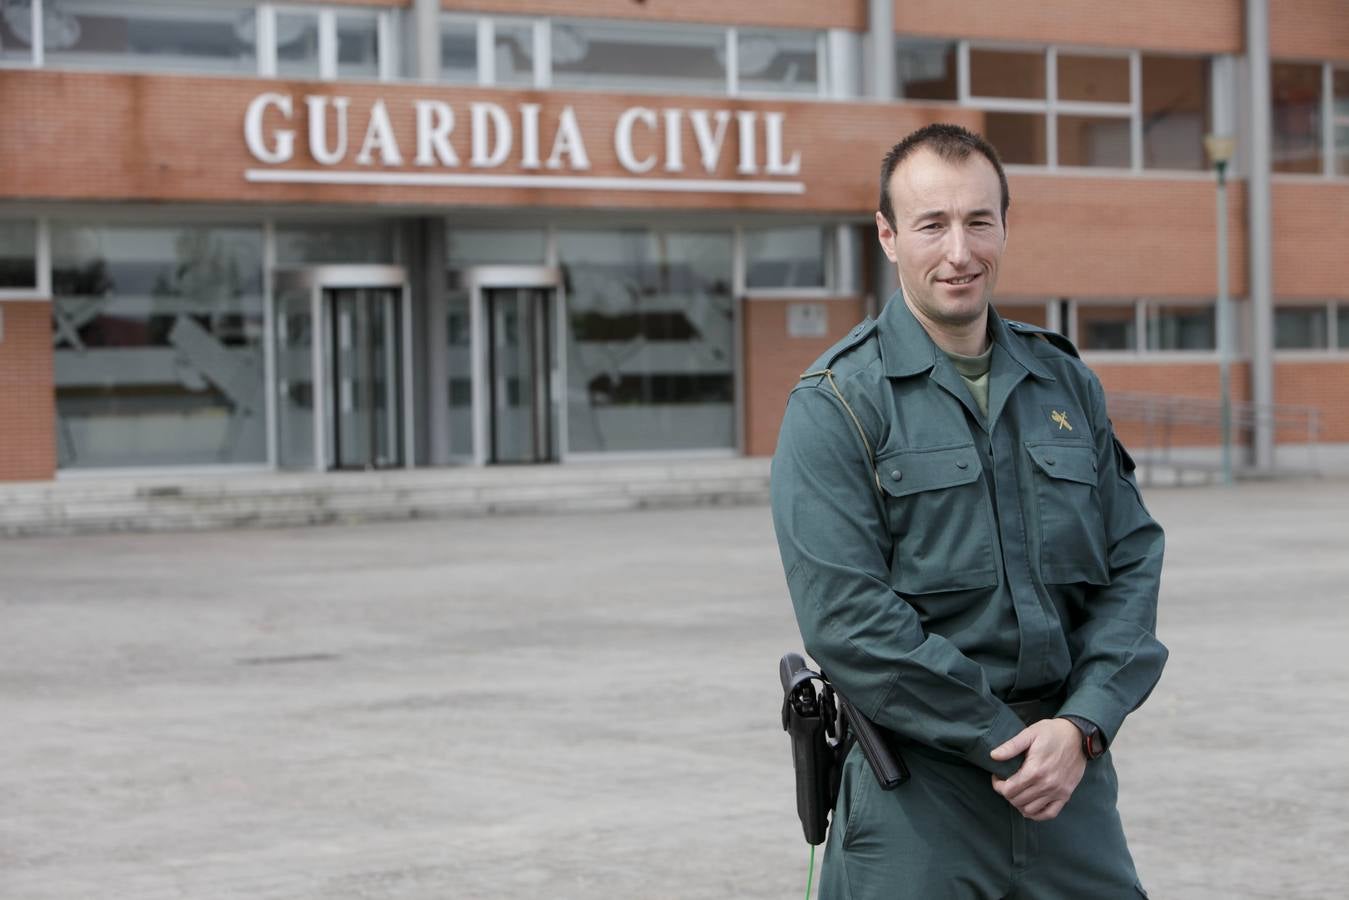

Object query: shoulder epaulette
[1005,320,1081,359]
[799,317,877,382]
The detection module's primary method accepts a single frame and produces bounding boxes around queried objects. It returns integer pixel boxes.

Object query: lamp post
[1204,134,1236,485]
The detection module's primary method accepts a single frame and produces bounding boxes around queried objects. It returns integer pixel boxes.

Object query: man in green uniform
[771,123,1166,899]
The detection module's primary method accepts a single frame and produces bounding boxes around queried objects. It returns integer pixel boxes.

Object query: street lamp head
[1204,134,1236,167]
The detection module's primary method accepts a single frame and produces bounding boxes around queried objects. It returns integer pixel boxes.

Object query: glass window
[1058,115,1130,168]
[558,229,734,453]
[1142,55,1210,171]
[1335,68,1349,177]
[1274,305,1329,349]
[1077,303,1137,351]
[1057,54,1129,103]
[738,29,819,96]
[492,19,533,86]
[1146,302,1215,351]
[336,11,379,80]
[39,1,255,74]
[1272,62,1323,174]
[896,38,957,101]
[50,223,266,468]
[984,112,1047,165]
[274,223,395,265]
[275,10,320,79]
[441,17,476,83]
[0,219,37,289]
[744,227,827,290]
[0,0,36,64]
[446,228,546,266]
[996,303,1048,328]
[1338,303,1349,349]
[551,19,726,94]
[969,48,1046,100]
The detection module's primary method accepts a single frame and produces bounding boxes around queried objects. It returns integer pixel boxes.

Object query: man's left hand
[989,718,1086,821]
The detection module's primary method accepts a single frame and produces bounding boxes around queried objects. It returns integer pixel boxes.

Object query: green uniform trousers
[821,744,1148,900]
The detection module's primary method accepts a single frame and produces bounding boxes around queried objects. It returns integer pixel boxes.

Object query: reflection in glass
[275,223,395,265]
[738,29,819,95]
[0,219,37,288]
[1077,303,1137,351]
[446,228,546,266]
[995,303,1049,328]
[559,230,734,452]
[1058,54,1130,103]
[1146,303,1215,351]
[1058,115,1130,168]
[1335,69,1349,176]
[441,17,476,82]
[969,48,1045,100]
[1274,306,1328,349]
[551,19,726,94]
[983,112,1047,165]
[275,282,314,468]
[51,223,266,468]
[276,11,320,79]
[493,20,534,86]
[896,38,958,101]
[1272,62,1323,174]
[336,12,379,80]
[35,1,255,74]
[331,288,401,468]
[745,227,827,290]
[1142,55,1210,171]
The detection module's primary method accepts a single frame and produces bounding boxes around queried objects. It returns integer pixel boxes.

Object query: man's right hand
[989,718,1086,821]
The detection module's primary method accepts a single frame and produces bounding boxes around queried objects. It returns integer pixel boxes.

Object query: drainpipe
[415,0,440,81]
[1246,0,1275,471]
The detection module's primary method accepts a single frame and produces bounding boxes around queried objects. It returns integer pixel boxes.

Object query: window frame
[260,4,395,82]
[1271,60,1349,181]
[0,218,50,300]
[736,223,837,297]
[1072,298,1231,360]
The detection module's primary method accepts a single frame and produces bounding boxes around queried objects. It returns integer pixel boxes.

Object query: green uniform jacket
[771,295,1167,779]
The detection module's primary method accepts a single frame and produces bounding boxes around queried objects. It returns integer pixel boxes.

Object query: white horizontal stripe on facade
[244,170,806,194]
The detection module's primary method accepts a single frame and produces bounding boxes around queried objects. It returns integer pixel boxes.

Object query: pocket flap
[877,444,982,498]
[1026,442,1097,486]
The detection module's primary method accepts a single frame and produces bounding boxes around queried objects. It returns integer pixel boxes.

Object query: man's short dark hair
[878,123,1010,229]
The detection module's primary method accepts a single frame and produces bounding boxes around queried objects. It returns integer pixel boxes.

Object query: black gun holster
[780,651,910,846]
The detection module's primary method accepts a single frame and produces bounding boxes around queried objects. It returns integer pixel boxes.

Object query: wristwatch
[1060,715,1107,761]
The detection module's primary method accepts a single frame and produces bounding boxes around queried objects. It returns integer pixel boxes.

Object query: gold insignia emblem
[1051,410,1072,431]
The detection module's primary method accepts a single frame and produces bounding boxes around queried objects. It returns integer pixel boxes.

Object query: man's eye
[920,223,942,231]
[970,221,992,229]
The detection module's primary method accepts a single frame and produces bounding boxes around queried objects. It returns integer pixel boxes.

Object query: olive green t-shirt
[943,344,993,419]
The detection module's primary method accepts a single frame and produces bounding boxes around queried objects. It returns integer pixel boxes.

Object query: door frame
[271,265,413,472]
[461,266,565,466]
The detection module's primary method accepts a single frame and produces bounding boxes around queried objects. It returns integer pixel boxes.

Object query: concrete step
[0,459,773,538]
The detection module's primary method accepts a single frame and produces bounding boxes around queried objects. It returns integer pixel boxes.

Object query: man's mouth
[940,274,979,286]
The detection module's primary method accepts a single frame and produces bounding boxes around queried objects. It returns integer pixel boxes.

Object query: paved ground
[2,479,1347,899]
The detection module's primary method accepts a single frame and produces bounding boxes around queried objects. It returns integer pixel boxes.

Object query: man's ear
[875,211,898,263]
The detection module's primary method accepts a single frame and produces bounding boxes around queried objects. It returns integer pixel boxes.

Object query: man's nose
[944,229,972,267]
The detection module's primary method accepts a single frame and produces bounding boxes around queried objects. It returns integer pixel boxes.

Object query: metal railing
[1106,392,1321,485]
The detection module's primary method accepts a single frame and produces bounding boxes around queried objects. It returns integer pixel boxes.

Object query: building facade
[1,0,1346,481]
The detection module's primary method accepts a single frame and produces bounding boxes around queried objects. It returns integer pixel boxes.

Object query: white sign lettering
[241,93,804,194]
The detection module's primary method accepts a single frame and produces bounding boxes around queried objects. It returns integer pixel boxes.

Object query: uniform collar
[876,292,1056,383]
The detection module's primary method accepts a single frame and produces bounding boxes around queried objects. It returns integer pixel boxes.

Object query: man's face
[875,148,1007,332]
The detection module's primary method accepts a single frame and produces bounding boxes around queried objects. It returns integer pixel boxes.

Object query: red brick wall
[0,302,56,481]
[1273,183,1349,298]
[1002,175,1248,298]
[743,297,867,457]
[892,0,1243,54]
[1271,0,1349,63]
[1274,360,1349,443]
[447,0,866,29]
[0,70,974,215]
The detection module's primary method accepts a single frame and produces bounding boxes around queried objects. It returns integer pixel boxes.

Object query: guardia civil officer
[770,123,1166,898]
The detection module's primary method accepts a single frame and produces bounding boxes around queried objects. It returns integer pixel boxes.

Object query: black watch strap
[1060,715,1107,760]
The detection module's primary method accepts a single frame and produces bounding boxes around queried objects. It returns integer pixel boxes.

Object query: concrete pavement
[2,480,1347,898]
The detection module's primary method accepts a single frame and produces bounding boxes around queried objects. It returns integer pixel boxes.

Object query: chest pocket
[877,443,997,595]
[1025,442,1110,585]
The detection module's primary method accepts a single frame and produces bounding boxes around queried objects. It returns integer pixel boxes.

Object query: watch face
[1085,728,1106,759]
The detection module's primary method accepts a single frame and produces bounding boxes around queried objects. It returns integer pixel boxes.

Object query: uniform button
[890,469,903,481]
[1045,457,1056,466]
[955,460,969,469]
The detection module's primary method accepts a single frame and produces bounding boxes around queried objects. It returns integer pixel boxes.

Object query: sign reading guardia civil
[243,92,806,195]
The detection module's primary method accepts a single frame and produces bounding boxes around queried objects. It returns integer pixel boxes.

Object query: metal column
[1246,0,1275,470]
